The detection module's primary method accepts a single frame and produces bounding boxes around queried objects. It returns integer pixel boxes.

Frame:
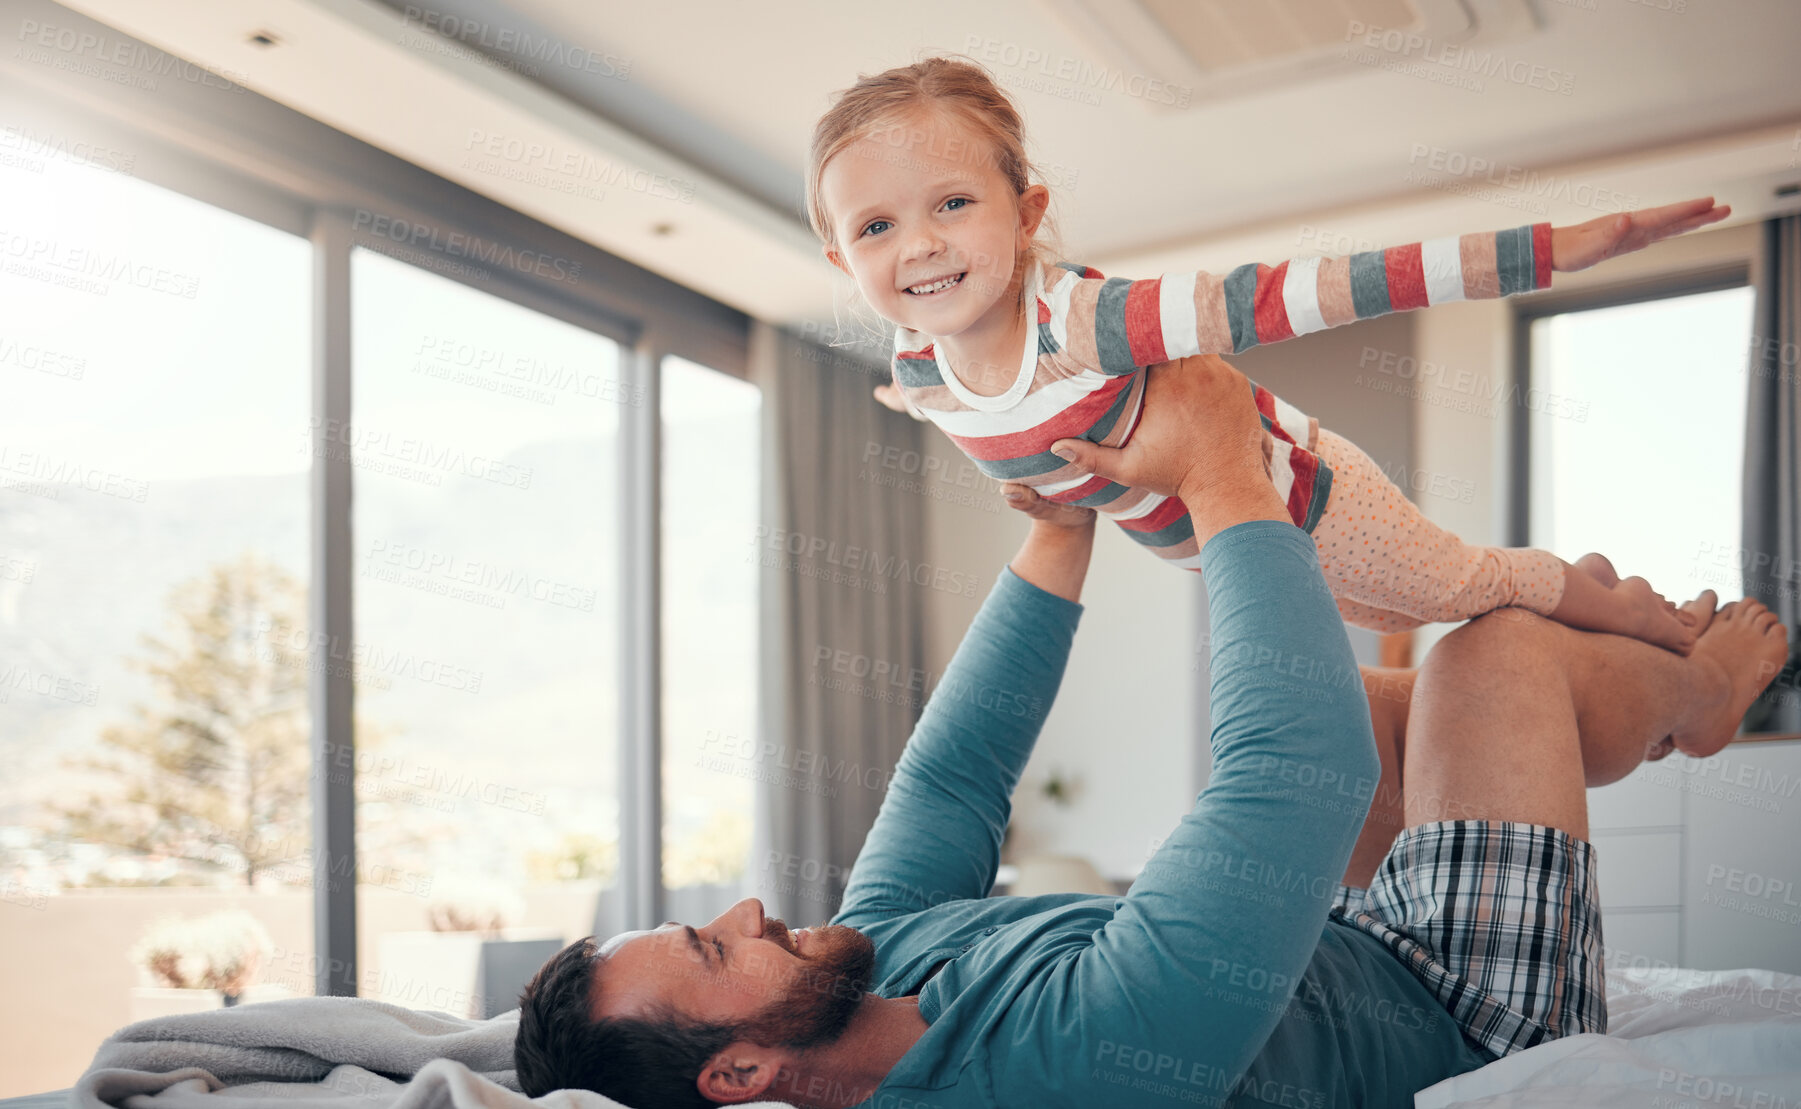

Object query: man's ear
[823,243,853,280]
[697,1044,783,1104]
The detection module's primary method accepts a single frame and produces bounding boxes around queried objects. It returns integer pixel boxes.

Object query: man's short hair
[514,936,737,1108]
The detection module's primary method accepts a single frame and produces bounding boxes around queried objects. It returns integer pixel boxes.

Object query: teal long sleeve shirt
[834,520,1488,1109]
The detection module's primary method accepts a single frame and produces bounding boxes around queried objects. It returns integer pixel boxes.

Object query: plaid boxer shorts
[1328,819,1608,1060]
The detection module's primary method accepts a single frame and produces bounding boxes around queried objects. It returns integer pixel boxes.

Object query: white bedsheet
[1414,966,1801,1108]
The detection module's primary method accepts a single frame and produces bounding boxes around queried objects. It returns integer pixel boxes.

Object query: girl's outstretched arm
[1051,197,1728,375]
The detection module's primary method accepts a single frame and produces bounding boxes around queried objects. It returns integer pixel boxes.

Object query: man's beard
[731,921,876,1051]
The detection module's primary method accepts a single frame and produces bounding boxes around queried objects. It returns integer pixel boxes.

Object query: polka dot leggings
[1309,428,1566,633]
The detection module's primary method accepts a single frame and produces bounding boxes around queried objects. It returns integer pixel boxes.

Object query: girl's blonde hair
[806,55,1062,309]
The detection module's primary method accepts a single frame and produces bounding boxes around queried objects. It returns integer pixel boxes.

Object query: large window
[0,19,759,1080]
[1525,281,1756,606]
[349,248,626,1016]
[1524,277,1761,969]
[660,357,760,921]
[0,137,312,1091]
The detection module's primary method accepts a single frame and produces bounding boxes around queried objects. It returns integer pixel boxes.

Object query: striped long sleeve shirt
[890,223,1553,569]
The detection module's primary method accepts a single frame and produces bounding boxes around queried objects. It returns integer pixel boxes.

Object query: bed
[1416,964,1801,1107]
[7,964,1798,1109]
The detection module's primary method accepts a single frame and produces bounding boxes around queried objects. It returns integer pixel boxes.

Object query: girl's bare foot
[1646,591,1719,761]
[1574,552,1620,587]
[1616,575,1699,654]
[1578,552,1703,633]
[1671,598,1790,758]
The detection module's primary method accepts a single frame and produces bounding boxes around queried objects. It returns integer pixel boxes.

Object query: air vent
[1038,0,1546,108]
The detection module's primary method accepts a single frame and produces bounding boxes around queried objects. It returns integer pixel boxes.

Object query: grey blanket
[73,998,797,1109]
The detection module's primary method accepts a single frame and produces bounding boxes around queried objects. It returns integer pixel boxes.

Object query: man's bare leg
[1340,589,1789,887]
[1403,593,1786,840]
[1344,666,1414,889]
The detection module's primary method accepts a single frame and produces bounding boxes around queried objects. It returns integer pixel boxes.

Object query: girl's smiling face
[819,108,1048,343]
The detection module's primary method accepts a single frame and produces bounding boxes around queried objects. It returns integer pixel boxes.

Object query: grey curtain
[1743,215,1801,733]
[746,322,928,923]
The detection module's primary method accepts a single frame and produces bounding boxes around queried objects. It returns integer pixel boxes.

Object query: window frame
[1507,263,1752,548]
[2,0,749,993]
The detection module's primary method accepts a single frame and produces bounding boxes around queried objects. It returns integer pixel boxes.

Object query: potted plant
[128,910,287,1021]
[377,878,562,1019]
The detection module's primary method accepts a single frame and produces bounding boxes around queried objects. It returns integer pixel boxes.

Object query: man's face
[593,897,876,1050]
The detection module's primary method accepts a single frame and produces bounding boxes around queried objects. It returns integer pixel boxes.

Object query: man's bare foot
[1671,598,1790,758]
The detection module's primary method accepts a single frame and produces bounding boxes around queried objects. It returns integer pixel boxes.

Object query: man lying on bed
[513,355,1789,1109]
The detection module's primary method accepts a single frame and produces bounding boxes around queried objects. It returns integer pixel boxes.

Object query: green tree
[60,552,390,886]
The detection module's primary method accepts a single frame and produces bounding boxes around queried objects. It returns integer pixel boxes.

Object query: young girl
[806,56,1728,652]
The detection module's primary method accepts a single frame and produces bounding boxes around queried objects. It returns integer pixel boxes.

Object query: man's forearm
[1063,522,1380,1093]
[1179,469,1292,550]
[830,564,1083,926]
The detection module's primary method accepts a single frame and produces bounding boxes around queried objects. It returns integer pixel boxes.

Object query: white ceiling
[49,0,1801,328]
[444,0,1801,250]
